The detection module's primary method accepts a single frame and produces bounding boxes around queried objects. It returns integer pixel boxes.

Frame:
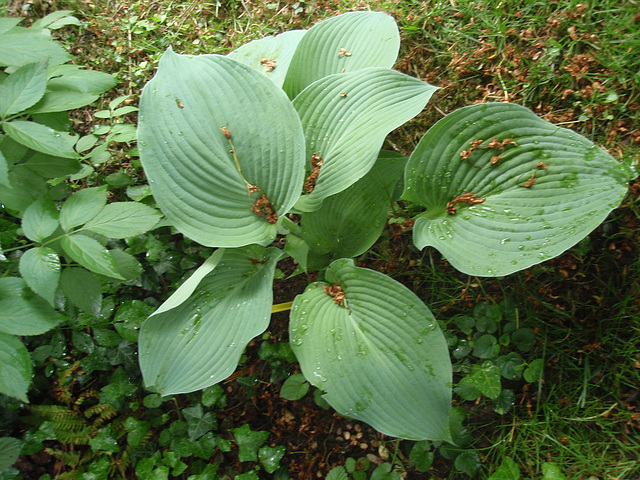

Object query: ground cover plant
[1,0,639,479]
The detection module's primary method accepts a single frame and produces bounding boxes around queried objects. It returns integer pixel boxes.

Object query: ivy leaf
[280,373,309,401]
[258,445,285,474]
[124,417,151,448]
[183,404,217,441]
[524,358,544,383]
[232,424,269,462]
[496,352,525,381]
[89,427,120,453]
[114,300,156,343]
[370,463,400,480]
[99,366,137,409]
[473,334,500,359]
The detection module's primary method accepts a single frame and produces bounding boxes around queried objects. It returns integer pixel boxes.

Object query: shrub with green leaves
[0,11,161,402]
[136,11,629,442]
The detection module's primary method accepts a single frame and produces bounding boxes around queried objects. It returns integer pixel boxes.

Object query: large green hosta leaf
[293,68,436,212]
[228,30,306,88]
[404,103,629,277]
[139,246,281,395]
[300,150,406,263]
[290,259,452,441]
[283,11,400,99]
[138,49,305,248]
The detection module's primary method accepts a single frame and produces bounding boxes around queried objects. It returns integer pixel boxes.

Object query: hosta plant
[137,11,629,442]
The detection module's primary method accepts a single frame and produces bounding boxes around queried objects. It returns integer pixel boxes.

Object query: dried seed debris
[323,284,345,306]
[446,191,486,215]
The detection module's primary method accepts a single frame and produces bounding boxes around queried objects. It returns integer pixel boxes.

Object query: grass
[3,0,640,478]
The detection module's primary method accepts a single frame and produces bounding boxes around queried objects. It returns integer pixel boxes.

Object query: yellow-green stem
[271,301,293,313]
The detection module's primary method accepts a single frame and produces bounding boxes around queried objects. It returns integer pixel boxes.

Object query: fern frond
[54,427,93,445]
[46,448,82,467]
[85,403,118,427]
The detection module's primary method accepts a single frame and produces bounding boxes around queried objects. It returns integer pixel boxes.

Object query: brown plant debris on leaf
[251,193,278,223]
[523,172,537,188]
[486,137,518,150]
[446,191,486,215]
[460,137,518,166]
[337,47,352,57]
[304,153,323,193]
[323,284,345,306]
[260,57,276,72]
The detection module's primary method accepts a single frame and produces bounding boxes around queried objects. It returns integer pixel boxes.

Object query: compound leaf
[404,103,629,276]
[3,120,79,158]
[0,277,65,336]
[28,66,117,114]
[139,246,281,395]
[18,247,60,307]
[83,202,161,238]
[0,436,22,471]
[138,49,305,248]
[0,60,48,118]
[60,233,124,280]
[290,259,452,441]
[59,187,107,232]
[21,195,59,242]
[0,32,71,67]
[0,333,32,402]
[0,150,8,188]
[60,267,102,316]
